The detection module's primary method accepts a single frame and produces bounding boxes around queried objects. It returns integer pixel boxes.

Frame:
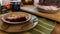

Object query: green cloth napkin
[20,17,56,34]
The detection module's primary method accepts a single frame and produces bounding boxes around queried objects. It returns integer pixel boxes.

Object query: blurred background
[0,0,60,14]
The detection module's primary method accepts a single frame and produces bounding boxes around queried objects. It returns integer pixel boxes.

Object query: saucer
[0,14,38,32]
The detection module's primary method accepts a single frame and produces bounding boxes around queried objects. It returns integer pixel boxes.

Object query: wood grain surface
[21,6,60,22]
[0,12,60,34]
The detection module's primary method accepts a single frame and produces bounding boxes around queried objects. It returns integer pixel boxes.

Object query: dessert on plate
[1,12,31,24]
[35,3,60,14]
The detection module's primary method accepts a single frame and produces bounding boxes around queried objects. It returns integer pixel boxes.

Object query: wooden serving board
[21,5,60,22]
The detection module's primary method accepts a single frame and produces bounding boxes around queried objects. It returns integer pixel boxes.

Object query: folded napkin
[20,17,56,34]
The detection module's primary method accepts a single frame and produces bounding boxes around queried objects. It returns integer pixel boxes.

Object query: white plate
[29,15,38,29]
[0,14,38,32]
[1,13,31,24]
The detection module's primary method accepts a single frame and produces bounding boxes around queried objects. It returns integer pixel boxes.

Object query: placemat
[0,14,56,34]
[20,17,56,34]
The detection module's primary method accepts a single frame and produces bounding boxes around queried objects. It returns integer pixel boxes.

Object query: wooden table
[51,24,60,34]
[0,14,56,34]
[20,5,60,34]
[20,5,60,23]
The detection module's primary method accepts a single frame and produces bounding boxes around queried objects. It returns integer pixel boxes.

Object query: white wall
[0,0,2,5]
[34,0,39,4]
[1,0,39,5]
